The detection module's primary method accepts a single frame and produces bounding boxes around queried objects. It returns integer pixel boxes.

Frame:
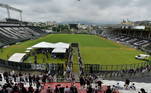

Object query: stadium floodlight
[0,3,22,21]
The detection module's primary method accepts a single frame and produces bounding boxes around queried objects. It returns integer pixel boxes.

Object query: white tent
[25,50,30,53]
[55,42,70,49]
[135,54,150,60]
[8,53,26,62]
[31,42,70,49]
[52,48,66,53]
[32,42,55,48]
[132,26,145,30]
[27,47,32,50]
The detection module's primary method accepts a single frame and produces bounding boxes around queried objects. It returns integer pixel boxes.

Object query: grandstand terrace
[101,24,151,52]
[0,19,47,48]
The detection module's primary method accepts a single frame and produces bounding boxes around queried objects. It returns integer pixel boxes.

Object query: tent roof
[31,42,70,49]
[132,26,145,30]
[27,47,32,50]
[139,54,150,57]
[25,50,30,53]
[8,53,26,62]
[52,48,66,53]
[55,42,70,49]
[32,42,55,48]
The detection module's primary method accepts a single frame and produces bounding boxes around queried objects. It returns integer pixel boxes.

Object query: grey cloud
[0,0,151,24]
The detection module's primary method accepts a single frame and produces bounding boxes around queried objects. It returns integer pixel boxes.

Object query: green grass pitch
[0,34,145,65]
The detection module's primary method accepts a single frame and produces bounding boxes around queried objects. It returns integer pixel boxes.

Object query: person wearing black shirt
[87,85,93,93]
[59,87,64,93]
[54,85,59,93]
[124,79,130,89]
[20,83,27,93]
[80,76,85,87]
[140,88,147,93]
[106,86,112,93]
[97,80,103,88]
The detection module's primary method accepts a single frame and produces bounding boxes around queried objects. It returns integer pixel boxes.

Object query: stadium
[0,2,151,93]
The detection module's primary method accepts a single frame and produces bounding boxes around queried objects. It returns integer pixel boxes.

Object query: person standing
[64,86,70,93]
[105,86,112,93]
[20,83,27,93]
[28,74,33,86]
[80,76,85,88]
[28,85,34,93]
[46,87,53,93]
[140,88,147,93]
[124,79,130,89]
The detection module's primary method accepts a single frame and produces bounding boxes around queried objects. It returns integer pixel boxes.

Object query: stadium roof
[8,53,26,62]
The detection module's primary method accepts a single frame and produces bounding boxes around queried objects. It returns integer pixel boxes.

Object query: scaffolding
[0,3,22,21]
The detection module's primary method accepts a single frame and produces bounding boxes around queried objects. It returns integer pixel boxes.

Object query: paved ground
[1,66,151,83]
[40,82,119,93]
[106,71,151,83]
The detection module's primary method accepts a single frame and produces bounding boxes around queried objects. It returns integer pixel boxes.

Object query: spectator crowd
[0,71,148,93]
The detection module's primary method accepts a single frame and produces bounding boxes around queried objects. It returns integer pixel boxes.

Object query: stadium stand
[100,27,151,50]
[144,44,151,50]
[0,19,47,47]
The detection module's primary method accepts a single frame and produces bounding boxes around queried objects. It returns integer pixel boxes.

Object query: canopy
[55,42,70,49]
[139,54,150,57]
[32,42,55,48]
[25,50,30,53]
[31,42,70,49]
[27,47,32,50]
[52,48,66,53]
[132,26,145,30]
[8,53,26,62]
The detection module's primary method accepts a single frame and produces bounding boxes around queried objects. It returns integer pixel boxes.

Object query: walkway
[40,82,119,93]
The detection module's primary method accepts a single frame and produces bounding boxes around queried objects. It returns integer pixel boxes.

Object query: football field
[0,34,144,65]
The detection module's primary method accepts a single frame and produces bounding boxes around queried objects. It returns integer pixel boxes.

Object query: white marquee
[8,53,26,62]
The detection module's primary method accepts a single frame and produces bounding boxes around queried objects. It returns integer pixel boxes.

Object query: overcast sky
[0,0,151,24]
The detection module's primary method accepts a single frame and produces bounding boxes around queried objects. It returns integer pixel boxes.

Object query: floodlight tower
[0,3,23,21]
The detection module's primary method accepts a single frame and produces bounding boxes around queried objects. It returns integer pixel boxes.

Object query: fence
[0,59,64,75]
[84,61,150,73]
[0,58,150,74]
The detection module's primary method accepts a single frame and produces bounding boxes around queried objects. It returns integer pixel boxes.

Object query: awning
[8,53,26,62]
